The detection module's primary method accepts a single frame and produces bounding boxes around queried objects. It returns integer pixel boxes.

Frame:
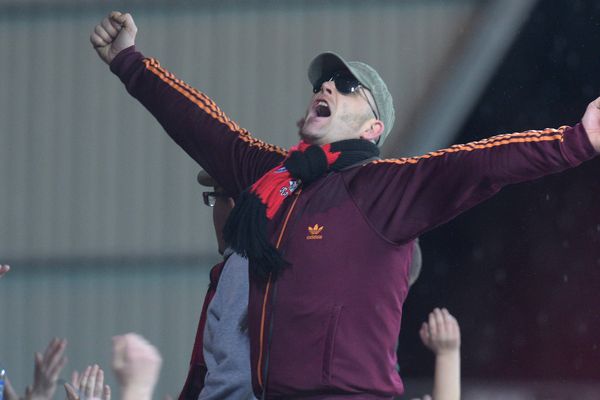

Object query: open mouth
[314,99,331,118]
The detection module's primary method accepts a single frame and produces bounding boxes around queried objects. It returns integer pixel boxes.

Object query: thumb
[110,12,137,34]
[34,351,43,367]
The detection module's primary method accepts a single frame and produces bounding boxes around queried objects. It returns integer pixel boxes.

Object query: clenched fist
[90,11,137,65]
[111,333,162,400]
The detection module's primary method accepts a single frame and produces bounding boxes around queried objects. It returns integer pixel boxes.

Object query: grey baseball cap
[308,52,395,146]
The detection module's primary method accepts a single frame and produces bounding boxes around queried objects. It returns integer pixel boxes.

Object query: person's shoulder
[219,253,249,283]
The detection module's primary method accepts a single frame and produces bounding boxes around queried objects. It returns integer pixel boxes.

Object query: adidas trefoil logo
[306,224,324,240]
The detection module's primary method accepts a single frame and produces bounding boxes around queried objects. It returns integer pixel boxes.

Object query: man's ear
[361,120,384,142]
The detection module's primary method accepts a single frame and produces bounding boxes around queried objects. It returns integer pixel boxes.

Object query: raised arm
[30,338,68,400]
[64,365,111,400]
[2,338,68,400]
[90,12,287,196]
[419,308,461,400]
[349,120,597,243]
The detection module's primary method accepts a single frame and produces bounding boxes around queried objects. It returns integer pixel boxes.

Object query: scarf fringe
[223,191,289,279]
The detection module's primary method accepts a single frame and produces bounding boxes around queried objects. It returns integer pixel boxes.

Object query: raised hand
[90,11,137,65]
[28,338,68,400]
[419,308,461,400]
[64,365,110,400]
[419,308,461,356]
[111,333,162,400]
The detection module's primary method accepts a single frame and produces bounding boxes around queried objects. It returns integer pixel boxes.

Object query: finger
[0,264,9,277]
[71,370,80,389]
[111,12,137,34]
[85,365,99,398]
[93,369,104,398]
[94,25,113,44]
[443,310,458,333]
[108,17,122,32]
[90,32,109,48]
[440,308,452,336]
[79,365,91,393]
[46,339,67,374]
[449,315,461,343]
[64,382,80,400]
[33,352,45,386]
[428,311,437,338]
[434,308,446,337]
[43,338,59,360]
[103,384,111,400]
[109,11,123,23]
[48,354,68,380]
[101,17,119,38]
[34,351,43,371]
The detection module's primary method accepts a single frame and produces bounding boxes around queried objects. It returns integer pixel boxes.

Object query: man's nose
[319,80,335,94]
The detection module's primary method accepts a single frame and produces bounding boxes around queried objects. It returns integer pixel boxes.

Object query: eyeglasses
[202,191,229,207]
[313,71,362,95]
[313,71,379,120]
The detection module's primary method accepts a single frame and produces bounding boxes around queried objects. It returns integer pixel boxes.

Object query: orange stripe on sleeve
[142,58,288,157]
[375,127,568,166]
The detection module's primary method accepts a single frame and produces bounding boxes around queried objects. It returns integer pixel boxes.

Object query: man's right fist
[90,11,137,65]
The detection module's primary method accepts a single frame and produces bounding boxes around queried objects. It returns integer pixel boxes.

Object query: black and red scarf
[223,138,379,279]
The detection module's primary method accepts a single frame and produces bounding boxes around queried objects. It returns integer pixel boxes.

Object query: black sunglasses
[202,191,229,207]
[313,71,379,119]
[313,71,362,95]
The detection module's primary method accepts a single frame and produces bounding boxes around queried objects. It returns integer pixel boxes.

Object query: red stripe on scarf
[250,142,341,220]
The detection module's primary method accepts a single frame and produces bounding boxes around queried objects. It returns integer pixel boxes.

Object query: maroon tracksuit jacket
[111,46,597,399]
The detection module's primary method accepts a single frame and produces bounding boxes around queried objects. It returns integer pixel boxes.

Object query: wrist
[121,385,154,400]
[30,386,54,398]
[434,348,460,360]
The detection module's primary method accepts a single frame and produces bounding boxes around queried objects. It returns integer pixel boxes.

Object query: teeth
[316,100,328,108]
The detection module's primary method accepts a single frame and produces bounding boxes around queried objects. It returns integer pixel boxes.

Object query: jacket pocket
[322,304,343,384]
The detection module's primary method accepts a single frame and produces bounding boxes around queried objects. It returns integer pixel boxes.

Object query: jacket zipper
[257,188,303,391]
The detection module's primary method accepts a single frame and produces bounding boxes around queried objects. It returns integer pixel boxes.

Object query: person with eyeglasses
[179,171,255,400]
[91,12,600,399]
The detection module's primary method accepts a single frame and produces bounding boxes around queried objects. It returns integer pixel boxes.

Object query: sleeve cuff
[109,45,141,76]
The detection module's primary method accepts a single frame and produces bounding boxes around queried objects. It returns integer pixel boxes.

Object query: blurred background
[0,0,599,398]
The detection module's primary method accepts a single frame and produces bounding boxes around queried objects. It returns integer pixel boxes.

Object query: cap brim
[308,52,355,87]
